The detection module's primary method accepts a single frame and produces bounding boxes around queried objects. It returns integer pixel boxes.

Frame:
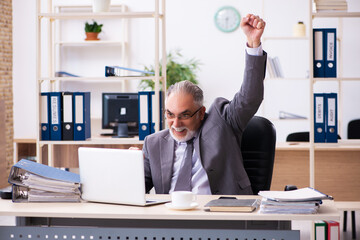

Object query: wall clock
[214,6,241,33]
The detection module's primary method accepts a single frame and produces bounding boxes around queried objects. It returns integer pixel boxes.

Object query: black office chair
[348,119,360,139]
[286,131,309,142]
[286,131,341,142]
[241,116,276,195]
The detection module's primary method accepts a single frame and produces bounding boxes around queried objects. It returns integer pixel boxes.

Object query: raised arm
[212,14,267,133]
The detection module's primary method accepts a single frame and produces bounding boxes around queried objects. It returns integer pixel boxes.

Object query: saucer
[165,202,199,211]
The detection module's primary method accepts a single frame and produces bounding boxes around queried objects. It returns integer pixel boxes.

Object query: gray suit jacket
[142,51,267,195]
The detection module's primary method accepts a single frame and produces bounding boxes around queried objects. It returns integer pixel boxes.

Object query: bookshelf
[308,1,360,188]
[13,139,37,164]
[262,0,360,195]
[36,0,167,166]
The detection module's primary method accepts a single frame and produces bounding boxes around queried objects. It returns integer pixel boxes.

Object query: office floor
[0,212,359,240]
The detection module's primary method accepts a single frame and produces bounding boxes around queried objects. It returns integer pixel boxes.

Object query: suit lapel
[160,133,175,193]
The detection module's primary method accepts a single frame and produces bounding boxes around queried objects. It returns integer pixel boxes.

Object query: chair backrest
[348,119,360,139]
[286,131,309,142]
[286,131,341,142]
[241,116,276,195]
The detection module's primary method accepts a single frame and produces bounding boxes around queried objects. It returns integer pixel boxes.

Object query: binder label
[75,95,84,124]
[139,94,148,123]
[63,94,73,122]
[316,226,326,240]
[327,98,336,127]
[330,225,338,239]
[40,93,50,140]
[51,96,59,125]
[327,32,335,61]
[315,96,324,123]
[314,31,323,61]
[325,93,338,142]
[41,95,48,124]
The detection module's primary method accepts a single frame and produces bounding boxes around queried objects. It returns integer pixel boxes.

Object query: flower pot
[92,0,111,12]
[85,32,100,41]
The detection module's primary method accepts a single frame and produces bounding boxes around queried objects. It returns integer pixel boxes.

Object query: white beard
[169,126,196,142]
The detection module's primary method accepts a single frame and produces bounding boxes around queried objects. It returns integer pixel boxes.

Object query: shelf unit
[308,1,360,188]
[261,8,311,125]
[36,0,167,166]
[262,0,360,192]
[53,4,128,73]
[13,139,36,164]
[262,31,309,127]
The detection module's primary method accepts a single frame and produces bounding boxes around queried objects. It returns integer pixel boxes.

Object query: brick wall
[0,0,13,188]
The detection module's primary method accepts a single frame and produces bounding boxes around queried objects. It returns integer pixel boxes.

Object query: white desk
[0,195,340,240]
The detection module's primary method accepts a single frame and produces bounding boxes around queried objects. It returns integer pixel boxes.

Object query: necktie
[174,139,194,191]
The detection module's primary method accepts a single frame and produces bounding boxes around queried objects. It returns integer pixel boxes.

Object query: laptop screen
[78,147,147,205]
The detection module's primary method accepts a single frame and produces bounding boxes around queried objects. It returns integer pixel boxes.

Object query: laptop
[78,147,168,206]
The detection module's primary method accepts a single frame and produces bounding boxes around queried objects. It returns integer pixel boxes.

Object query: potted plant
[84,20,103,40]
[92,0,111,12]
[139,50,201,90]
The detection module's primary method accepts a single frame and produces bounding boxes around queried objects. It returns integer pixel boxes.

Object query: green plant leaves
[139,50,201,90]
[85,20,103,33]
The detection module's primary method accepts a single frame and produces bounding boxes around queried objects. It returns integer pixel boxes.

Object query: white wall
[13,0,37,139]
[13,0,360,141]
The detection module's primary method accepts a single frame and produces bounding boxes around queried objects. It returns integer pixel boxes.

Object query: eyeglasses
[165,107,202,120]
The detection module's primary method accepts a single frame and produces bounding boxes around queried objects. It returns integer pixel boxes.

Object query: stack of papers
[258,187,333,214]
[259,199,321,214]
[314,0,348,11]
[8,159,81,202]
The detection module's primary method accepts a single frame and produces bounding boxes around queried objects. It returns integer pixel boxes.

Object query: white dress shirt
[246,43,263,56]
[169,140,212,194]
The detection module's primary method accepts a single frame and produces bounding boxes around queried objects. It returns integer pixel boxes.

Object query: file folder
[325,221,340,240]
[150,91,164,134]
[314,93,326,143]
[40,92,50,140]
[8,159,80,187]
[12,184,80,203]
[313,29,325,78]
[314,221,327,240]
[49,92,62,141]
[138,91,151,140]
[105,66,154,77]
[325,93,338,143]
[62,92,74,140]
[73,92,91,141]
[324,28,337,78]
[8,159,81,203]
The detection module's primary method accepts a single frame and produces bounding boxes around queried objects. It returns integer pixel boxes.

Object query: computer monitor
[102,93,139,138]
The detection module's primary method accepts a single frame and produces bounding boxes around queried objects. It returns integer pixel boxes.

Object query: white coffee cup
[171,191,196,208]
